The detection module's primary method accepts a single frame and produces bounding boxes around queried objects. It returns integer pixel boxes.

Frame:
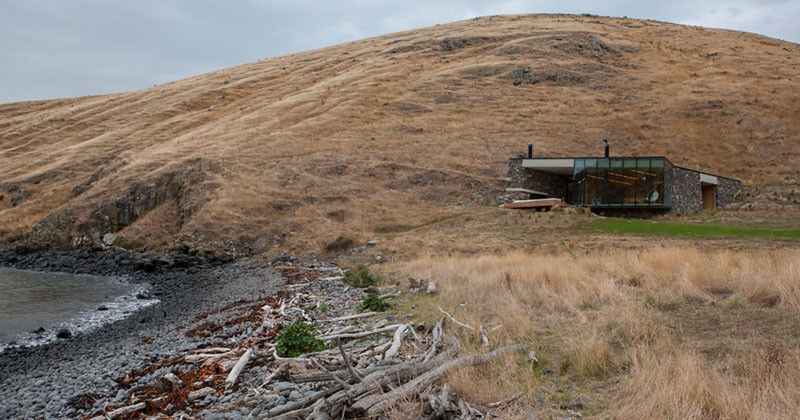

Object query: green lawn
[584,217,800,239]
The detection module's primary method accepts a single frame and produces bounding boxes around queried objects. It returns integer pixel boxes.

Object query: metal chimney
[527,143,533,158]
[603,139,609,157]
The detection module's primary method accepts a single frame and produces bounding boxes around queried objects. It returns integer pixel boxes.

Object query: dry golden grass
[1,14,799,254]
[386,248,800,419]
[616,347,800,420]
[393,248,800,314]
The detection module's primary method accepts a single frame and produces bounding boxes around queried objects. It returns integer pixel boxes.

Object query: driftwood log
[353,343,530,416]
[224,348,252,390]
[267,318,529,420]
[82,263,530,420]
[88,396,167,420]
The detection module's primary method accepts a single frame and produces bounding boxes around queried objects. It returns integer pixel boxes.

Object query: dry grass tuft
[617,345,800,420]
[616,350,747,419]
[389,247,800,418]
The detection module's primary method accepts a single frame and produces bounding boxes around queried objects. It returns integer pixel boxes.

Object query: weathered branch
[317,324,402,341]
[268,384,344,418]
[379,291,401,299]
[353,343,530,416]
[438,307,475,331]
[187,347,230,354]
[184,350,236,364]
[312,358,351,390]
[289,364,388,383]
[326,334,460,408]
[384,324,408,360]
[225,348,252,390]
[421,318,445,363]
[258,363,288,390]
[479,324,489,347]
[487,392,523,408]
[337,337,363,382]
[319,312,377,323]
[88,396,167,420]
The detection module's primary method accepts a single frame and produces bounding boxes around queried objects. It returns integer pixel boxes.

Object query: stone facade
[715,176,741,207]
[669,167,742,214]
[507,158,569,199]
[669,167,703,214]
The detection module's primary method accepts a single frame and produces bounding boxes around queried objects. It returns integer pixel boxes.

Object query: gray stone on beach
[274,381,294,392]
[157,372,183,393]
[102,233,118,246]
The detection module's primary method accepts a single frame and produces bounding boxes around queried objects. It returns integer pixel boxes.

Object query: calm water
[0,268,158,350]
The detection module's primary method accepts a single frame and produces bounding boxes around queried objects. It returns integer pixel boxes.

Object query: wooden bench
[502,198,562,209]
[505,187,548,197]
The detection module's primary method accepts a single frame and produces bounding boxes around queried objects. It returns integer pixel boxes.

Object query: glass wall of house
[569,157,672,207]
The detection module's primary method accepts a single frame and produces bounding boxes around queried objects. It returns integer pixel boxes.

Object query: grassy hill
[1,14,799,256]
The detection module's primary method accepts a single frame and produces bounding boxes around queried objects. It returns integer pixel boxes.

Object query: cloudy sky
[1,0,798,103]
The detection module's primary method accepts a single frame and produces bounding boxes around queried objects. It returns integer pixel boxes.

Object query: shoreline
[0,266,160,351]
[0,246,284,418]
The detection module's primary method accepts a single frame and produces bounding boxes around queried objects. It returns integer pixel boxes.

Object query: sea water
[0,268,159,351]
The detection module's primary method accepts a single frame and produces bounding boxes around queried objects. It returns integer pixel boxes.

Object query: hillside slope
[1,14,799,256]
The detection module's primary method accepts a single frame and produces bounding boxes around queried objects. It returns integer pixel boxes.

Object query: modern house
[507,143,741,214]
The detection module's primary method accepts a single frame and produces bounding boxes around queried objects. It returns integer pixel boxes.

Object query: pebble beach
[0,246,285,419]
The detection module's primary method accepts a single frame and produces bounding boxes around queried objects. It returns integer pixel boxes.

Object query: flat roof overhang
[699,173,718,185]
[514,155,739,182]
[521,158,574,175]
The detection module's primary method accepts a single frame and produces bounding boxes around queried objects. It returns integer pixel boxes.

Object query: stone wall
[507,158,569,199]
[715,177,741,207]
[669,167,703,214]
[669,167,741,214]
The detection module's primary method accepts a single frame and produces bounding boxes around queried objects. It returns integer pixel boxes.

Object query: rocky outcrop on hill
[28,167,208,248]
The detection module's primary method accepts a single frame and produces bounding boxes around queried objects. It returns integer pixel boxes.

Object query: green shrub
[275,323,326,357]
[359,293,388,312]
[343,264,379,288]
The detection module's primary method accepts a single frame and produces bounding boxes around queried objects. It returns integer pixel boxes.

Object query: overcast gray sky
[1,0,798,103]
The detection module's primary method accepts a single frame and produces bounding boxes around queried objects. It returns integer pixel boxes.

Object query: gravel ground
[0,246,285,419]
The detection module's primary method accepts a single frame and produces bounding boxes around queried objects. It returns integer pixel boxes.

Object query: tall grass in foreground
[391,248,800,419]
